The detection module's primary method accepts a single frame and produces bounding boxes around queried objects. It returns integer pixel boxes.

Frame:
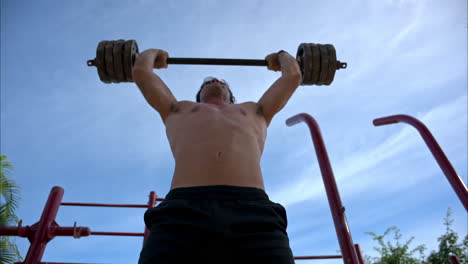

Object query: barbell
[87,39,347,86]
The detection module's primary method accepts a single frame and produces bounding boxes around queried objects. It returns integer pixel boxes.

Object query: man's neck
[203,98,227,107]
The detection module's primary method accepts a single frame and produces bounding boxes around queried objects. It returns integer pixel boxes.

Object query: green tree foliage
[0,154,23,264]
[365,226,427,264]
[365,208,467,264]
[425,208,467,264]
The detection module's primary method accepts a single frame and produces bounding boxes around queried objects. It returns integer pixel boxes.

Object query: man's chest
[165,102,267,141]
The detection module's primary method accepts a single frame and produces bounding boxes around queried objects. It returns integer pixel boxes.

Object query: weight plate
[295,44,304,82]
[325,44,337,85]
[96,41,111,83]
[123,40,139,82]
[105,41,117,83]
[317,44,329,85]
[113,40,126,83]
[310,44,321,85]
[303,44,314,85]
[296,43,313,85]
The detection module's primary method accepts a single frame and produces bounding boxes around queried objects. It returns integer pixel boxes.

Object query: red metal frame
[449,255,461,264]
[373,114,468,211]
[286,113,362,264]
[0,185,365,263]
[1,184,365,263]
[0,186,158,264]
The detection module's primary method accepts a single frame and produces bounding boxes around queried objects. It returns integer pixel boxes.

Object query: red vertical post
[143,191,157,245]
[449,255,461,264]
[373,115,468,211]
[24,186,64,264]
[354,244,365,264]
[286,113,360,264]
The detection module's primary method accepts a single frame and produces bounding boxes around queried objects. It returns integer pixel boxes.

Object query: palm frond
[0,236,23,263]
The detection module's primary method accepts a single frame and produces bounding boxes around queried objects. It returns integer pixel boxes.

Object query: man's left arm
[257,51,302,126]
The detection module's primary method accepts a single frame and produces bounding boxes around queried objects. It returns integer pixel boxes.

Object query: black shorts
[138,185,294,264]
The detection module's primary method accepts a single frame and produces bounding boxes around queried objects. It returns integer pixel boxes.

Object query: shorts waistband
[164,185,269,201]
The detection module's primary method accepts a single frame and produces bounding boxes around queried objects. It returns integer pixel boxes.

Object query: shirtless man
[135,49,301,264]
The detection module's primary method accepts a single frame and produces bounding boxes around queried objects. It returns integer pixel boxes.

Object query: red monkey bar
[286,113,362,264]
[373,114,468,211]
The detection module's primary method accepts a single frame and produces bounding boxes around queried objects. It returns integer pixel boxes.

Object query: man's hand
[265,51,301,78]
[265,52,282,72]
[134,49,169,72]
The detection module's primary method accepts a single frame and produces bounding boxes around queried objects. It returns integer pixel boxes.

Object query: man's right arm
[132,49,178,123]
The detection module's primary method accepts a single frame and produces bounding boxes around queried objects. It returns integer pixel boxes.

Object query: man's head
[196,77,236,104]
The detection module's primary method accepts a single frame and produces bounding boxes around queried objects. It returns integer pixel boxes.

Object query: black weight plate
[303,44,314,85]
[310,44,321,85]
[325,44,337,85]
[113,40,126,83]
[296,43,313,85]
[295,44,305,82]
[317,44,329,85]
[295,43,306,84]
[123,40,139,82]
[105,41,117,83]
[96,41,111,83]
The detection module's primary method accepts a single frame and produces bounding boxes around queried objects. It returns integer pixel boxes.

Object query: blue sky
[1,0,466,263]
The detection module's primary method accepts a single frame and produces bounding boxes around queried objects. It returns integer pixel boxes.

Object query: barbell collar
[337,61,347,69]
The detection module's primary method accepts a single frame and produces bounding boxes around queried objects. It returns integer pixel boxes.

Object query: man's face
[200,77,231,103]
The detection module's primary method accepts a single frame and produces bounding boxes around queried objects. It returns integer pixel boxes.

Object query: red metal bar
[17,262,109,264]
[449,255,461,264]
[90,231,144,236]
[24,186,64,264]
[286,113,360,264]
[373,114,468,211]
[354,244,365,264]
[1,225,91,238]
[61,200,164,208]
[0,225,31,236]
[294,255,342,260]
[143,191,158,244]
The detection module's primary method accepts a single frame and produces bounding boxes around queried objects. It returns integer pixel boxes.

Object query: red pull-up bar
[286,113,362,264]
[373,114,468,211]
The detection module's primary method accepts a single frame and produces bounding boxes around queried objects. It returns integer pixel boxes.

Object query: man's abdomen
[170,147,265,190]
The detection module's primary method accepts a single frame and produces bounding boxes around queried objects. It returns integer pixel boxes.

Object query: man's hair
[196,83,236,104]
